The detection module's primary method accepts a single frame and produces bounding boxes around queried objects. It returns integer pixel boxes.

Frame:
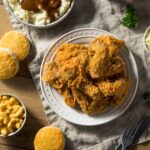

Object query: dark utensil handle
[115,143,122,150]
[133,116,150,144]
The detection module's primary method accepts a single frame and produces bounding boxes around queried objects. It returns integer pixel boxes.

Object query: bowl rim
[3,0,75,28]
[0,93,27,137]
[143,26,150,54]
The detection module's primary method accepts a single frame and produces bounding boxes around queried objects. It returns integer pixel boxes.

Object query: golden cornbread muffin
[34,126,65,150]
[0,31,30,61]
[0,48,19,79]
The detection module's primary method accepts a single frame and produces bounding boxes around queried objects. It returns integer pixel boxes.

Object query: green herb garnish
[143,92,150,102]
[121,4,138,28]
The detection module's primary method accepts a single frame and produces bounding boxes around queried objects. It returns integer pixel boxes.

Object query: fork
[115,116,150,150]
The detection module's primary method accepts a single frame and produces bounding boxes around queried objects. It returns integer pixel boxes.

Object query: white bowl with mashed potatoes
[0,93,27,137]
[143,26,150,54]
[4,0,74,28]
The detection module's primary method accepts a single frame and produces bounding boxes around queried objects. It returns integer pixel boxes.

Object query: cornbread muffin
[0,48,19,79]
[34,126,65,150]
[0,31,30,61]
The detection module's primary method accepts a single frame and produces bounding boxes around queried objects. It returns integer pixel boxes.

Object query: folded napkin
[4,0,150,149]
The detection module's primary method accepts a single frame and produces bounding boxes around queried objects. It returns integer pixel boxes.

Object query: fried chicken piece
[98,78,130,105]
[57,62,87,89]
[80,82,101,100]
[72,89,90,113]
[112,79,130,105]
[72,88,109,114]
[88,35,124,79]
[106,56,125,78]
[88,44,108,79]
[43,61,57,83]
[54,44,89,88]
[57,63,77,83]
[87,96,110,114]
[98,81,115,97]
[62,88,76,107]
[43,62,64,89]
[89,35,124,57]
[54,43,88,68]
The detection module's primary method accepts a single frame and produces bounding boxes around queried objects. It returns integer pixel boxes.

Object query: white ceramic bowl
[3,0,75,28]
[0,93,27,137]
[143,26,150,54]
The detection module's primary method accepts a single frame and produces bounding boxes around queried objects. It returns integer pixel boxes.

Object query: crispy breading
[89,35,124,57]
[55,43,88,68]
[99,78,130,105]
[87,96,110,114]
[43,62,57,83]
[88,44,108,79]
[72,88,109,114]
[112,78,130,106]
[106,56,125,77]
[71,89,90,113]
[62,88,76,107]
[80,82,101,100]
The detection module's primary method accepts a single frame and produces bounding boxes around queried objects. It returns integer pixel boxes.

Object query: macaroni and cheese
[0,95,25,136]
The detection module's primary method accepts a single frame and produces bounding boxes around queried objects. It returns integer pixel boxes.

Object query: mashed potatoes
[8,0,71,25]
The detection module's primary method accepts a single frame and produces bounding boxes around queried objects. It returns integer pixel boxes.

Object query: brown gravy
[19,0,61,20]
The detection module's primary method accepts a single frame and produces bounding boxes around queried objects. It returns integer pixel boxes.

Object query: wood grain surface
[0,1,150,150]
[0,2,48,150]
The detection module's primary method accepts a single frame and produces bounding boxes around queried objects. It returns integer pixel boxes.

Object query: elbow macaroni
[0,95,25,136]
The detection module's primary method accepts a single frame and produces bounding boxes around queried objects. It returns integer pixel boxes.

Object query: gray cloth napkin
[3,0,150,149]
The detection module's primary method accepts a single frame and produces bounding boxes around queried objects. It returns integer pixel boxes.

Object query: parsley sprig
[121,4,138,28]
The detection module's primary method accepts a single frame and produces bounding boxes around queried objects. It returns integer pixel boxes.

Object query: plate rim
[40,28,139,126]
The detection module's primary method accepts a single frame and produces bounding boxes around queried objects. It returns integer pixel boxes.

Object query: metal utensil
[115,119,139,150]
[115,116,150,150]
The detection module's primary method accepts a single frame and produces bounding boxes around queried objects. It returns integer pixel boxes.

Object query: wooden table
[0,1,150,150]
[0,1,48,150]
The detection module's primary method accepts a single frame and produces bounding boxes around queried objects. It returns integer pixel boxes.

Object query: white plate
[40,28,138,126]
